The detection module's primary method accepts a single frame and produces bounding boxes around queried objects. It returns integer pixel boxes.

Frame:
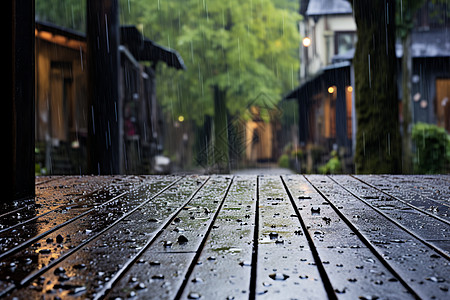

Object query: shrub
[412,122,450,174]
[290,148,304,160]
[278,153,290,169]
[319,150,342,174]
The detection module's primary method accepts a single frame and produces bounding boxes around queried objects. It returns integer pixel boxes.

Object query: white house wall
[304,14,356,77]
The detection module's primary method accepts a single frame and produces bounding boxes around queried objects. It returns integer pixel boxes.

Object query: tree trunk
[353,0,402,174]
[213,86,230,173]
[401,33,413,174]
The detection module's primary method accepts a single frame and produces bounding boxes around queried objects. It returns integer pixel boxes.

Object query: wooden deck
[0,175,449,299]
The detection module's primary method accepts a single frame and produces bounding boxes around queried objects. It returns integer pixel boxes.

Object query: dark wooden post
[86,0,123,174]
[6,0,35,201]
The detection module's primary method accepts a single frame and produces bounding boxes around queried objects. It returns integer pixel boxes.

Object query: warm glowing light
[38,31,53,40]
[347,86,353,92]
[302,37,312,47]
[178,115,185,122]
[328,86,335,94]
[53,35,67,44]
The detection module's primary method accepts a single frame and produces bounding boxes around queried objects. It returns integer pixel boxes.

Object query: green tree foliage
[36,0,86,32]
[36,1,300,122]
[123,0,300,171]
[121,0,300,124]
[396,0,425,39]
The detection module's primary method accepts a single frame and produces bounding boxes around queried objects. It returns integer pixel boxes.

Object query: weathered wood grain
[0,175,448,300]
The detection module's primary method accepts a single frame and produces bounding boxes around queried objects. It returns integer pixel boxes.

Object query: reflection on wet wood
[0,175,449,299]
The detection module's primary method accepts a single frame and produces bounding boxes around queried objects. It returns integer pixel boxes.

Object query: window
[334,31,357,55]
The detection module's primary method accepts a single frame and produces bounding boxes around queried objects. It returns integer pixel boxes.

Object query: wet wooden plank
[0,176,177,259]
[379,175,450,203]
[101,176,231,300]
[354,175,450,220]
[178,175,257,300]
[283,175,414,299]
[0,176,127,228]
[331,175,450,255]
[0,175,154,245]
[0,175,449,299]
[255,175,328,299]
[0,176,183,297]
[306,175,450,300]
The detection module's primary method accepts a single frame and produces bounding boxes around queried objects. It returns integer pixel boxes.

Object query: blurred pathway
[232,163,295,175]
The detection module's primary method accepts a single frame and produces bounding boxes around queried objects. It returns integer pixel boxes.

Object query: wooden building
[284,62,353,172]
[34,21,185,175]
[35,21,88,174]
[286,0,450,173]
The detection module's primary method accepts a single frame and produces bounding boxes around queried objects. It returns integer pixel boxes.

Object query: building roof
[283,61,351,100]
[332,29,450,63]
[36,20,86,42]
[306,0,352,16]
[408,29,450,58]
[120,26,186,70]
[35,21,186,70]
